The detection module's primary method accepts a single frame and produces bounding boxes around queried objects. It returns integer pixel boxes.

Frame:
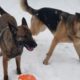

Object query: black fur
[34,8,74,33]
[35,8,62,32]
[21,0,74,33]
[22,17,28,26]
[35,8,75,33]
[0,7,7,15]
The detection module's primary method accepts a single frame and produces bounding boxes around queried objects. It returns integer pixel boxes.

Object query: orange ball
[18,74,36,80]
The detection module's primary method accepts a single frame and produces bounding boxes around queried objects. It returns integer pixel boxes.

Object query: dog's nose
[26,40,37,48]
[32,41,37,48]
[34,42,37,47]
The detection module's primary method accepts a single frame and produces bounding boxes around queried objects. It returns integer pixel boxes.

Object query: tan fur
[20,0,27,12]
[74,21,80,37]
[43,19,80,65]
[20,0,80,65]
[30,16,46,35]
[43,19,70,64]
[30,16,80,65]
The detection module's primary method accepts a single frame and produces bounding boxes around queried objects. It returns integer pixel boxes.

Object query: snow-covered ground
[0,0,80,80]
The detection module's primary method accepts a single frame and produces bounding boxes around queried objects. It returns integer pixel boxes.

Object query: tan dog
[0,7,37,80]
[21,0,80,65]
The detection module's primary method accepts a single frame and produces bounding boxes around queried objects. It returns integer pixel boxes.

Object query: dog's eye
[17,37,22,41]
[17,36,24,41]
[26,29,32,36]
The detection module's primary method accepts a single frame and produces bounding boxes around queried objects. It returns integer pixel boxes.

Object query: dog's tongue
[27,46,34,51]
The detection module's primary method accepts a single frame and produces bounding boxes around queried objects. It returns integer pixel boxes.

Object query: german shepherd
[21,0,80,65]
[0,7,37,80]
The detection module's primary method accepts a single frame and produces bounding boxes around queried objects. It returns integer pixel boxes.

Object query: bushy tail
[0,7,7,15]
[20,0,37,15]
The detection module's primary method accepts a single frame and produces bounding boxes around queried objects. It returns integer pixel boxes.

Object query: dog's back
[0,14,17,33]
[0,7,17,57]
[36,8,62,32]
[0,7,17,33]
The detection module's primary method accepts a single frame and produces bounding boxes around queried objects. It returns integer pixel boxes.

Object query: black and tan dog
[21,0,80,65]
[0,7,37,80]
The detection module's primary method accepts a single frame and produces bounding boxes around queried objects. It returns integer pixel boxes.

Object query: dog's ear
[22,17,28,26]
[8,22,18,35]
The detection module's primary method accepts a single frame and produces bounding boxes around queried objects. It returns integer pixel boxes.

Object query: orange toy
[18,74,36,80]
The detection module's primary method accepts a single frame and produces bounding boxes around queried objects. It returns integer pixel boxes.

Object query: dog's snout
[33,41,37,47]
[31,40,37,48]
[27,40,37,48]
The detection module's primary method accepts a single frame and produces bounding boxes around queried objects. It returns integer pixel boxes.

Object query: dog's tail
[20,0,37,15]
[0,7,7,15]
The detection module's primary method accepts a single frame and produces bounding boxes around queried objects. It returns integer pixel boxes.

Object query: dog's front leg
[15,55,21,74]
[3,56,8,80]
[0,48,2,56]
[43,20,66,65]
[43,37,58,65]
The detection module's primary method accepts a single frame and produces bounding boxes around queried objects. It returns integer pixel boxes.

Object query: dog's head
[8,17,37,51]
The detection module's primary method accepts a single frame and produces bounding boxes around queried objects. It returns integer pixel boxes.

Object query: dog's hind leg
[15,55,21,74]
[3,55,8,80]
[73,39,80,60]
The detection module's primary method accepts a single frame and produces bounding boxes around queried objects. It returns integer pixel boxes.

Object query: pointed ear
[22,17,28,26]
[8,22,17,35]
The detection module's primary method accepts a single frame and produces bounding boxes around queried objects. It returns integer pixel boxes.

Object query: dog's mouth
[25,45,34,51]
[24,41,37,51]
[17,40,37,51]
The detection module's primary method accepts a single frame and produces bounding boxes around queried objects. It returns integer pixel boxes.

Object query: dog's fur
[21,0,80,65]
[0,7,37,80]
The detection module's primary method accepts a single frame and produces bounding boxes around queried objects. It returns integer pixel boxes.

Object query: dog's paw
[16,69,22,75]
[4,75,8,80]
[43,59,49,65]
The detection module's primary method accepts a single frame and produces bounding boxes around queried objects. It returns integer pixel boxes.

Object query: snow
[0,0,80,80]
